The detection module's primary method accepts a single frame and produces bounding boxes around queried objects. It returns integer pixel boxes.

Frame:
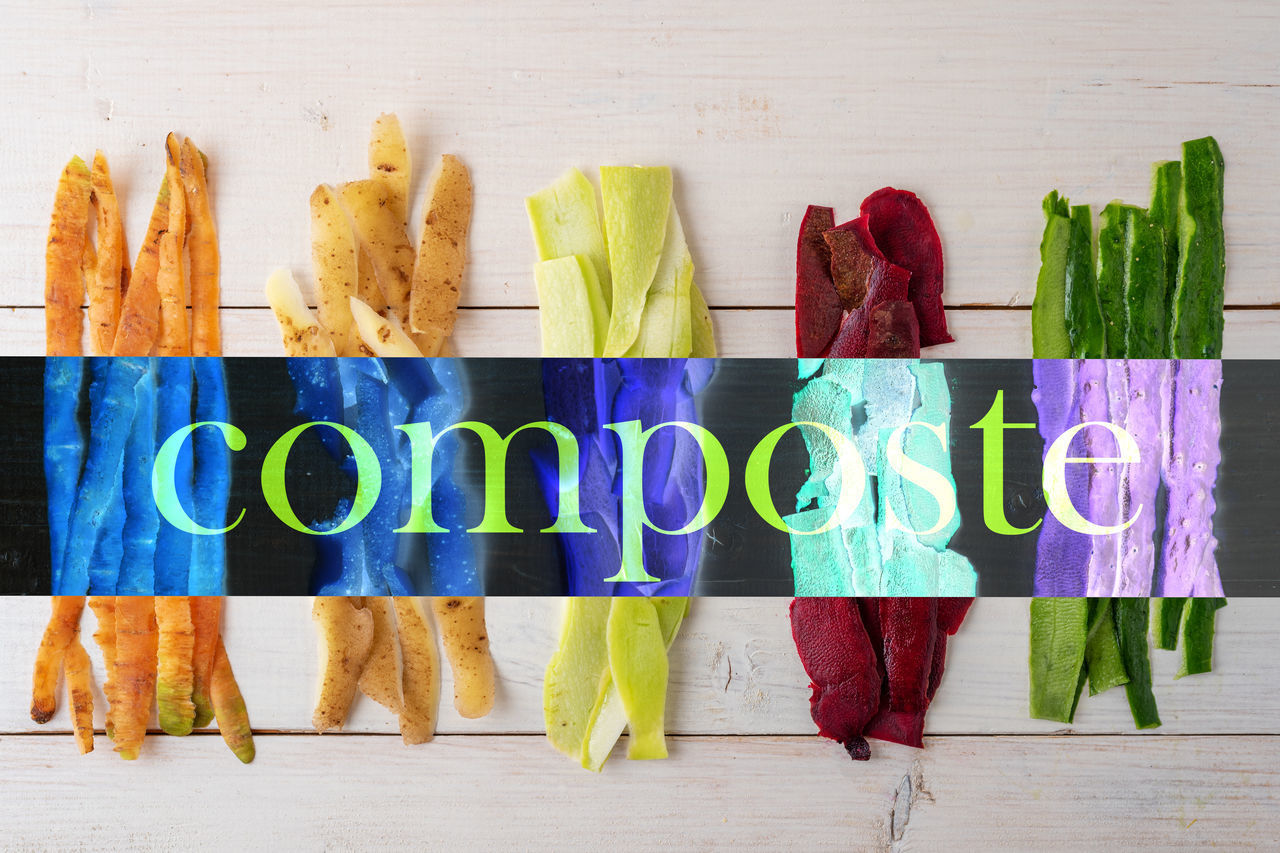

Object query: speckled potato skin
[432,597,496,719]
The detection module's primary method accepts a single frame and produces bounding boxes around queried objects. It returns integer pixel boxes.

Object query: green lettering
[396,421,594,534]
[970,391,1041,535]
[604,420,729,583]
[261,421,381,534]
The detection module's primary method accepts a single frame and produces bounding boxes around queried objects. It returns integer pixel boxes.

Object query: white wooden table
[2,598,1278,849]
[2,1,1279,848]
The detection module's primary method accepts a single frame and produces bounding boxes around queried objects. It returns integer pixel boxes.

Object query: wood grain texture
[0,733,1276,851]
[3,2,1279,846]
[0,1,1277,312]
[3,598,1273,737]
[4,306,1280,357]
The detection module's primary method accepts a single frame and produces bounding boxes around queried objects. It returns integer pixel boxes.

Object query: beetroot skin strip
[859,188,953,346]
[795,205,842,357]
[790,597,882,760]
[879,598,938,713]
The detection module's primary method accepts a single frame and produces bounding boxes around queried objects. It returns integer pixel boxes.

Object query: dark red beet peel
[795,205,843,357]
[791,598,973,760]
[859,188,953,347]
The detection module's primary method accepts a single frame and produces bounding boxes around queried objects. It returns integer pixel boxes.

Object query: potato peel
[340,179,415,325]
[432,597,496,719]
[392,598,441,745]
[368,113,411,227]
[265,268,337,357]
[358,597,405,716]
[350,295,423,357]
[409,154,472,345]
[310,184,361,356]
[312,597,376,732]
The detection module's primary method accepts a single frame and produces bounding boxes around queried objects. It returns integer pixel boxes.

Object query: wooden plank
[1,2,1277,310]
[3,598,1273,737]
[0,733,1275,850]
[3,306,1278,357]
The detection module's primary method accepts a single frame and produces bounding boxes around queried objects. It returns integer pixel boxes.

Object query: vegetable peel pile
[311,595,495,744]
[31,595,253,762]
[526,166,715,358]
[787,359,976,596]
[795,188,953,359]
[1029,596,1225,728]
[267,114,472,359]
[1032,137,1224,358]
[791,597,972,760]
[43,135,231,596]
[1031,360,1224,598]
[544,597,688,771]
[286,357,475,595]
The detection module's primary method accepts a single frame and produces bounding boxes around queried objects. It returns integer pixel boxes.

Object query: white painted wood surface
[4,306,1280,357]
[2,734,1278,851]
[1,0,1278,360]
[2,598,1274,737]
[3,1,1280,848]
[2,598,1277,850]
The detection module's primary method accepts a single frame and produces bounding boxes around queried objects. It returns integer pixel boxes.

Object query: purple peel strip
[1158,360,1224,597]
[1116,360,1169,596]
[536,359,711,596]
[1081,360,1122,596]
[1032,359,1089,597]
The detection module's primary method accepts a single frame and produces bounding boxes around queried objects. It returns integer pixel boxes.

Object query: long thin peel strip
[190,358,232,594]
[153,357,194,595]
[1158,359,1223,596]
[44,357,86,592]
[117,360,158,594]
[1115,360,1169,596]
[1032,359,1088,596]
[59,357,146,594]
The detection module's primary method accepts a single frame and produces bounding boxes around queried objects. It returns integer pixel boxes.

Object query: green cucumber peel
[1032,191,1072,358]
[1065,204,1106,358]
[1113,598,1161,729]
[1029,597,1089,723]
[534,255,601,357]
[1169,136,1225,359]
[1122,206,1168,357]
[581,597,689,771]
[1176,598,1226,679]
[1150,161,1182,345]
[1151,596,1186,651]
[1096,202,1138,357]
[1084,598,1129,697]
[600,166,673,355]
